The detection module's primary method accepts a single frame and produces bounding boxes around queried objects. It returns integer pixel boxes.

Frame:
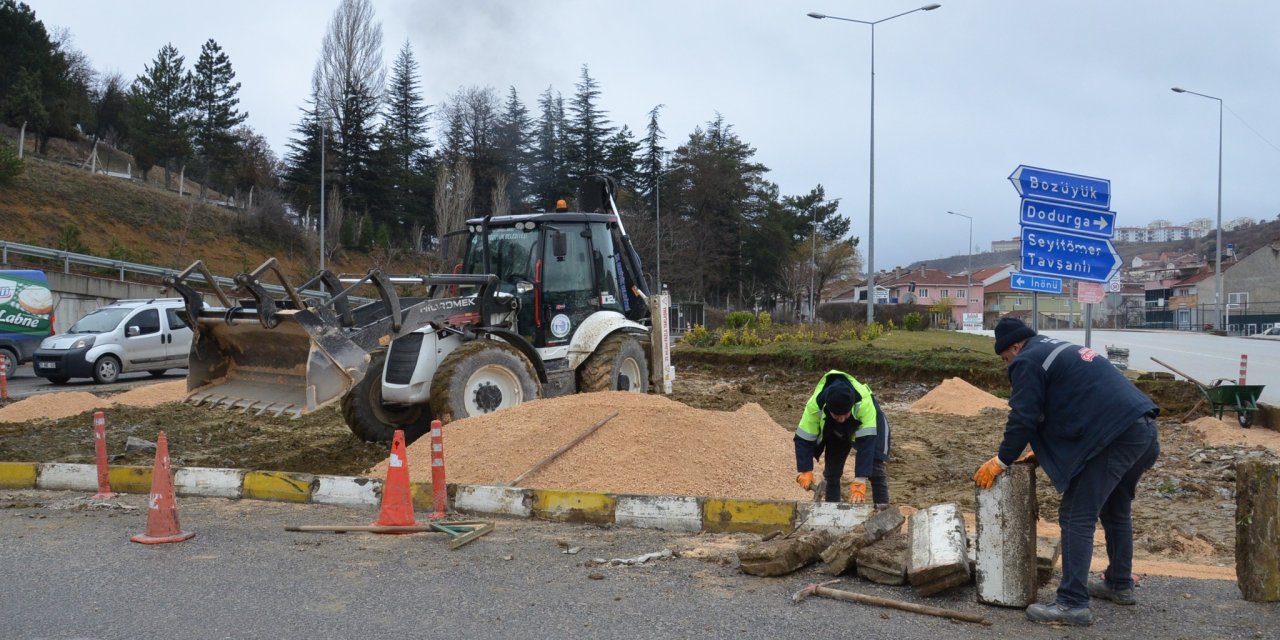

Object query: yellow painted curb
[107,465,152,494]
[701,498,796,534]
[409,481,435,511]
[242,471,314,503]
[0,462,38,489]
[531,489,616,524]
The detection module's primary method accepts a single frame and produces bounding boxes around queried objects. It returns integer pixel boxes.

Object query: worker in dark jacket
[975,317,1159,627]
[794,370,891,506]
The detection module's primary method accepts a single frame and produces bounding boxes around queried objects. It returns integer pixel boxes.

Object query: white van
[32,298,195,384]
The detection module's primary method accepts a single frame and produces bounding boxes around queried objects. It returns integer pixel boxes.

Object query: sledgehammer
[791,580,990,626]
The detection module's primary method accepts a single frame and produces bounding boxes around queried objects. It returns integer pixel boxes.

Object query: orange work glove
[848,479,868,503]
[1016,450,1037,464]
[973,456,1007,490]
[796,471,814,491]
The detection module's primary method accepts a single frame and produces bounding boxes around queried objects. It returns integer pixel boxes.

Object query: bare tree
[434,161,473,266]
[312,0,385,119]
[491,173,510,215]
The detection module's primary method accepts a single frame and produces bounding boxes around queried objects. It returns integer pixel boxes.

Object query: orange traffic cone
[130,431,194,544]
[371,429,418,530]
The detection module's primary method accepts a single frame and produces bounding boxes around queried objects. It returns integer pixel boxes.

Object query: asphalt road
[0,490,1274,640]
[1,363,187,400]
[1037,329,1280,405]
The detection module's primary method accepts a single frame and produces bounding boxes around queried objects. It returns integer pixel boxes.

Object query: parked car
[0,270,55,378]
[1257,326,1280,339]
[33,298,195,384]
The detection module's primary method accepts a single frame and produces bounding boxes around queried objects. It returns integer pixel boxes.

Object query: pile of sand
[1188,415,1280,452]
[105,381,186,407]
[368,391,811,501]
[0,392,107,422]
[908,377,1008,416]
[0,380,187,423]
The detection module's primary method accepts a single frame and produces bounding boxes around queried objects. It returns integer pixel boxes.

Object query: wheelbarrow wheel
[1239,412,1253,428]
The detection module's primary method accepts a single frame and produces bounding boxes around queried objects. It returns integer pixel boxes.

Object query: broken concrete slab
[737,529,833,577]
[975,462,1038,607]
[908,503,971,596]
[856,530,909,585]
[820,505,905,575]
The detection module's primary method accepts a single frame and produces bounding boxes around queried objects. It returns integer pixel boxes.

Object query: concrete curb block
[314,475,381,507]
[174,468,244,499]
[454,485,531,518]
[796,502,874,533]
[616,495,702,532]
[37,463,96,491]
[3,460,875,537]
[0,462,39,489]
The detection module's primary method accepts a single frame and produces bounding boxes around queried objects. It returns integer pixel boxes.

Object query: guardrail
[0,240,355,303]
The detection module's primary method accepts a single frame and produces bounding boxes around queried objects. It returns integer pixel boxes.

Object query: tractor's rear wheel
[429,340,541,424]
[341,349,433,443]
[578,334,649,394]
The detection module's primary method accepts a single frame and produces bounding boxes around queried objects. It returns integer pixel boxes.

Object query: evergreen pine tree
[128,43,192,189]
[494,86,532,210]
[564,64,613,182]
[191,38,247,195]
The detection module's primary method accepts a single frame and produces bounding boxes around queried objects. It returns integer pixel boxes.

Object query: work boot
[1089,577,1136,605]
[1026,602,1094,626]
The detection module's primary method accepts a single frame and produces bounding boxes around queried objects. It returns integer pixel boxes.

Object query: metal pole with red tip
[429,420,447,520]
[92,411,117,500]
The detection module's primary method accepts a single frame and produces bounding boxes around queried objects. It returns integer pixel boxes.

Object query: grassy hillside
[0,157,423,282]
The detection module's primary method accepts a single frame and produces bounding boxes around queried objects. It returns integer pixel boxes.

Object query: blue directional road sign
[1009,272,1063,295]
[1020,227,1122,283]
[1009,165,1111,210]
[1020,197,1117,239]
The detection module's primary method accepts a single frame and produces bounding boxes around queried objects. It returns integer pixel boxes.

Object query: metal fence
[1141,300,1280,335]
[0,240,343,302]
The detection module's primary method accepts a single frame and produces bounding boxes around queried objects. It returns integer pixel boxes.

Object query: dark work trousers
[820,435,890,504]
[1055,416,1160,608]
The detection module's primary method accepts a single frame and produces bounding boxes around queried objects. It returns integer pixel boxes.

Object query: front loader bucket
[184,309,371,417]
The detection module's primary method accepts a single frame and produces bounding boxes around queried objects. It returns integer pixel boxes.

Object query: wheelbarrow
[1151,357,1266,428]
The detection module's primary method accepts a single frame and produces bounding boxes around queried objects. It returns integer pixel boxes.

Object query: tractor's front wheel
[578,334,650,394]
[342,349,433,443]
[429,340,541,424]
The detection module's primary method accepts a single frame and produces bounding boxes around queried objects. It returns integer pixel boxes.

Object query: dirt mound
[0,381,187,423]
[908,377,1008,416]
[368,391,811,501]
[1188,416,1280,452]
[0,392,108,422]
[106,381,187,407]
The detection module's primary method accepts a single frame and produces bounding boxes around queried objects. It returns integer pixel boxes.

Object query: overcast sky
[27,0,1280,272]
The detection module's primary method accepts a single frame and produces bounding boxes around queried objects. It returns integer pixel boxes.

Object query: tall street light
[1171,86,1224,331]
[654,166,677,293]
[808,3,942,326]
[947,210,973,316]
[810,208,818,324]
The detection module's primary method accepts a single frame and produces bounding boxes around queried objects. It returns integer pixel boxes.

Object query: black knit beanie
[993,317,1036,355]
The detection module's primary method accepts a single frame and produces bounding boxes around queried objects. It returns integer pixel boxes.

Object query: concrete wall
[28,271,217,335]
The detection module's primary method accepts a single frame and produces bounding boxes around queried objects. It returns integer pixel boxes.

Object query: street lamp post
[319,122,326,272]
[810,209,818,324]
[654,166,677,293]
[947,211,973,319]
[808,3,941,326]
[1172,87,1224,331]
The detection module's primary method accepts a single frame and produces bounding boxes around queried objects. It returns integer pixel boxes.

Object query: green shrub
[758,311,773,331]
[862,322,885,341]
[725,311,756,329]
[682,324,717,347]
[903,312,923,331]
